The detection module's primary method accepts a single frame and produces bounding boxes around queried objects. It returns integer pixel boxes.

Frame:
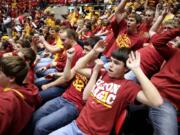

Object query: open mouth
[108,68,113,72]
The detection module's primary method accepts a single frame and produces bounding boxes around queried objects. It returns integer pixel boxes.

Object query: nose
[109,62,113,68]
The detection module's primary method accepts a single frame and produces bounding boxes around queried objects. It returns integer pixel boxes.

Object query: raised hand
[126,51,141,70]
[161,6,169,17]
[93,40,106,53]
[66,47,75,60]
[156,3,162,11]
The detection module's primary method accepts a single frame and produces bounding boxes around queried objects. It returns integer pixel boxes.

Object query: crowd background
[0,0,180,135]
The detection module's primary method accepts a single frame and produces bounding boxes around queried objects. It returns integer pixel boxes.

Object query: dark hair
[20,48,36,66]
[128,13,142,24]
[0,56,28,85]
[84,36,101,48]
[111,47,131,67]
[64,28,78,41]
[16,39,31,48]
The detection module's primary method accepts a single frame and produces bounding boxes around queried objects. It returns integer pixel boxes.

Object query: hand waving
[93,40,106,53]
[126,51,141,70]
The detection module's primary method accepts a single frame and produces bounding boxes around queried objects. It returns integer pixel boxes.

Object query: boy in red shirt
[49,39,163,135]
[149,28,180,135]
[0,56,40,135]
[104,0,146,58]
[30,37,101,135]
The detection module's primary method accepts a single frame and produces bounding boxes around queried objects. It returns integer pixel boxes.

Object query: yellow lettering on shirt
[116,34,131,48]
[73,73,88,92]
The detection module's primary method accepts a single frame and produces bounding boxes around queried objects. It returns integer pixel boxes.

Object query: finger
[128,53,133,62]
[131,51,135,60]
[126,58,131,67]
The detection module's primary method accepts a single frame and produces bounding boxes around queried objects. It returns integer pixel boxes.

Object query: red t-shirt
[0,84,40,135]
[139,22,151,33]
[55,44,83,71]
[150,28,180,109]
[103,31,115,55]
[76,72,140,135]
[104,18,144,57]
[138,45,164,77]
[138,22,151,42]
[55,51,67,72]
[71,44,83,67]
[62,73,89,111]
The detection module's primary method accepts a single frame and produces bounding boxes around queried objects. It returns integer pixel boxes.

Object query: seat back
[115,109,128,135]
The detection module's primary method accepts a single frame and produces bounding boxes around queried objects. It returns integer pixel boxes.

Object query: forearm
[144,0,148,10]
[115,0,127,23]
[46,76,66,88]
[149,15,166,37]
[133,67,163,107]
[115,0,127,14]
[83,70,99,101]
[63,59,73,81]
[151,28,180,47]
[96,30,109,36]
[149,15,165,37]
[43,40,62,53]
[74,49,98,70]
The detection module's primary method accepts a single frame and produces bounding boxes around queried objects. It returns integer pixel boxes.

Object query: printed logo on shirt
[116,34,131,48]
[91,77,121,108]
[73,73,88,92]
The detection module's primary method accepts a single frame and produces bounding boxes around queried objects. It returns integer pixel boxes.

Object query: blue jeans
[149,100,178,135]
[49,121,85,135]
[35,57,53,71]
[32,97,79,135]
[40,86,66,104]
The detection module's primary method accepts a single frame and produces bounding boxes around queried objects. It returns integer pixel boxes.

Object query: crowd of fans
[0,0,180,135]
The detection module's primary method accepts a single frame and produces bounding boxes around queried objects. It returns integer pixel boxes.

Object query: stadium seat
[115,109,127,135]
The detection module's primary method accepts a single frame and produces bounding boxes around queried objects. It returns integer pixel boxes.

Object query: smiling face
[107,57,127,79]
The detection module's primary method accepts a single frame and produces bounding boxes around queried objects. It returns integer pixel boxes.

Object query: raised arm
[127,51,163,107]
[74,40,106,71]
[39,36,63,53]
[83,59,103,101]
[41,49,76,90]
[115,0,128,23]
[151,28,180,60]
[63,48,76,81]
[149,7,169,37]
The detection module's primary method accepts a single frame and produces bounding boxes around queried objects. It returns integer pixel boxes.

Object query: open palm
[126,51,141,70]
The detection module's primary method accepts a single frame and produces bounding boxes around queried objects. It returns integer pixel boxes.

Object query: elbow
[82,95,87,101]
[151,98,164,107]
[64,75,71,82]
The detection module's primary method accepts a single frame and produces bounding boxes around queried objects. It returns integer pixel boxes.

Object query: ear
[124,67,129,73]
[9,76,15,83]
